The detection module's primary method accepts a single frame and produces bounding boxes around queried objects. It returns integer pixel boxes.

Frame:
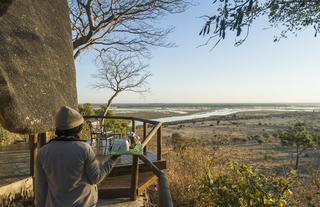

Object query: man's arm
[35,153,48,207]
[85,145,119,184]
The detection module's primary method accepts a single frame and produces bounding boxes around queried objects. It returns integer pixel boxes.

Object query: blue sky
[75,0,320,104]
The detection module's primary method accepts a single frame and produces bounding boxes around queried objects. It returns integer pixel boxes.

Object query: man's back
[36,141,97,207]
[35,106,118,207]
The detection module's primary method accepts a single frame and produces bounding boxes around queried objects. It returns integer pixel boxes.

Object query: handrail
[83,115,167,203]
[83,115,160,125]
[139,155,173,207]
[141,122,162,147]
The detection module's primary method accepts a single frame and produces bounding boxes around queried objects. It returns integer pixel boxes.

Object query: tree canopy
[277,121,314,169]
[69,0,192,60]
[200,0,320,48]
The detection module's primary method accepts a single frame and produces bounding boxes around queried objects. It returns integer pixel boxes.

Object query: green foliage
[201,0,320,47]
[78,104,129,136]
[100,109,129,134]
[78,103,95,116]
[198,163,296,207]
[0,124,9,145]
[311,132,320,146]
[278,122,313,148]
[93,105,108,116]
[278,121,315,169]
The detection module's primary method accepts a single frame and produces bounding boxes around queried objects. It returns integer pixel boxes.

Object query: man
[35,106,119,207]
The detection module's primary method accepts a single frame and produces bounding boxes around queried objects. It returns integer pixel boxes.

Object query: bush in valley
[231,137,247,143]
[263,132,270,139]
[249,134,265,144]
[198,163,296,207]
[211,134,230,145]
[171,132,185,150]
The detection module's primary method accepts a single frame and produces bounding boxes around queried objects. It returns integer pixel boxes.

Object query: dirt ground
[160,111,320,183]
[158,111,320,205]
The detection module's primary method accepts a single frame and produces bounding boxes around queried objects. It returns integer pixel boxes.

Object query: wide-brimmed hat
[55,106,84,130]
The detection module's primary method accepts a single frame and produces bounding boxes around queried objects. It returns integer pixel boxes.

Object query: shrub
[249,135,264,144]
[171,132,185,150]
[167,144,217,206]
[198,163,296,207]
[231,137,247,143]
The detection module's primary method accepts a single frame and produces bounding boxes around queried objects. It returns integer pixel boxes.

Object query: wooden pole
[38,132,47,148]
[157,125,162,161]
[143,122,148,155]
[132,120,136,133]
[130,155,139,200]
[29,134,38,177]
[130,120,139,200]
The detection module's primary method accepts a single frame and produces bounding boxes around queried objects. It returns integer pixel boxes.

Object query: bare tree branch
[92,52,152,121]
[69,0,192,60]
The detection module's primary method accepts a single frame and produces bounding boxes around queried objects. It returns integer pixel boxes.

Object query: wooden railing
[83,116,172,206]
[139,155,173,207]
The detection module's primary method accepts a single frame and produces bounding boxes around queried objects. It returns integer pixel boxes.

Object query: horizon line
[78,102,320,105]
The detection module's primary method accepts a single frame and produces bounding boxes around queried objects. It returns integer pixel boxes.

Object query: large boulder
[0,0,78,134]
[0,0,13,17]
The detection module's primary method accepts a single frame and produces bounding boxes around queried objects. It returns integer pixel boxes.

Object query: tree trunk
[101,92,119,126]
[295,145,300,170]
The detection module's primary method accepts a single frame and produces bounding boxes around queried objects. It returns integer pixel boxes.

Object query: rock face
[0,0,78,134]
[0,0,13,17]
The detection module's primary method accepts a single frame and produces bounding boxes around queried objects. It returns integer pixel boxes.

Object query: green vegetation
[277,122,315,169]
[166,143,300,207]
[201,0,320,47]
[78,103,130,136]
[199,163,296,207]
[78,103,95,116]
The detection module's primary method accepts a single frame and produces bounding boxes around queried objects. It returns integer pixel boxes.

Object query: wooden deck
[96,151,166,198]
[96,152,166,176]
[98,172,158,198]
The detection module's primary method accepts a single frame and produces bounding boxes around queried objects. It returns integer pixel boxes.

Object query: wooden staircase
[96,152,166,199]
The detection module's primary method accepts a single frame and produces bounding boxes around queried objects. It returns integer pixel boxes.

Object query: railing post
[38,132,47,148]
[157,125,162,161]
[143,122,148,155]
[29,134,38,177]
[132,119,136,133]
[130,119,139,200]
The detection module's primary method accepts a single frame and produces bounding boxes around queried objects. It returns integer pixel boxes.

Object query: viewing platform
[84,115,168,202]
[0,115,172,206]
